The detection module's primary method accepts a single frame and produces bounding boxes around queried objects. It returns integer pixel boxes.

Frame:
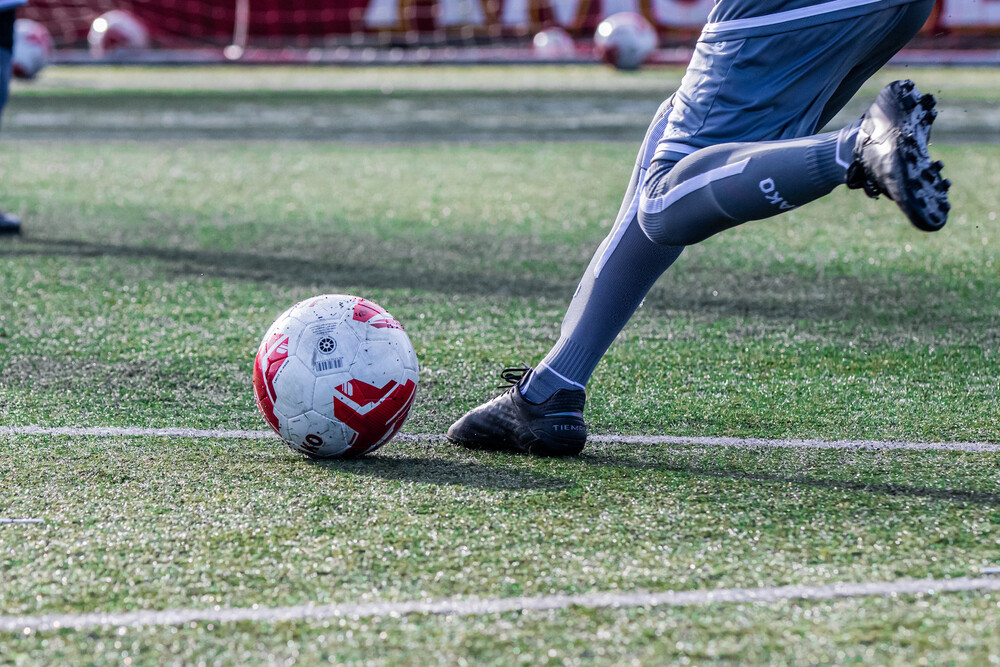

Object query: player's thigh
[816,0,935,128]
[661,2,934,154]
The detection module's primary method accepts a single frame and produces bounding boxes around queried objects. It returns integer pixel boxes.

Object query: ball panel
[396,331,420,372]
[363,325,420,373]
[332,377,418,457]
[270,356,315,423]
[285,410,349,458]
[252,331,289,435]
[352,298,404,330]
[295,316,362,381]
[350,339,404,389]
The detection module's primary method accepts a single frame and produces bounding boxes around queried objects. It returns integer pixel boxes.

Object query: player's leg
[0,7,21,235]
[639,84,948,246]
[848,78,950,231]
[447,101,684,456]
[815,0,937,130]
[639,0,945,246]
[448,1,943,456]
[523,0,940,395]
[639,127,858,246]
[518,100,685,406]
[819,1,949,231]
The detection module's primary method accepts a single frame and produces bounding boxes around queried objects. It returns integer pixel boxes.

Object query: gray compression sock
[521,101,685,403]
[638,123,860,246]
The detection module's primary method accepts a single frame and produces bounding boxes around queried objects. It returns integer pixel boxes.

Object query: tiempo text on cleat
[847,79,950,232]
[446,366,587,456]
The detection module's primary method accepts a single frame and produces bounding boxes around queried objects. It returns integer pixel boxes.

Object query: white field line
[1,425,999,453]
[2,577,1000,633]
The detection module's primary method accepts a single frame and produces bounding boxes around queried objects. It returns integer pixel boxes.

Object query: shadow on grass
[7,236,573,299]
[6,235,992,334]
[582,451,1000,506]
[308,455,572,492]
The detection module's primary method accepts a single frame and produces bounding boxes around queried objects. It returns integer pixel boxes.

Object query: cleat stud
[900,80,915,93]
[922,109,938,124]
[942,202,952,213]
[932,160,944,171]
[901,95,917,111]
[942,178,951,191]
[920,94,936,110]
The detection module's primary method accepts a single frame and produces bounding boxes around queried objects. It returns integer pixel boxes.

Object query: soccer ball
[88,10,149,59]
[11,19,54,80]
[594,12,657,71]
[533,27,576,60]
[253,294,419,459]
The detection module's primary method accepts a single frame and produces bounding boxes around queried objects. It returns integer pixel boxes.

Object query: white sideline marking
[1,426,998,453]
[2,577,1000,633]
[587,434,1000,454]
[0,425,276,439]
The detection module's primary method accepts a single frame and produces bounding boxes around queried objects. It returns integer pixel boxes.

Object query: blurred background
[13,0,1000,66]
[5,0,999,146]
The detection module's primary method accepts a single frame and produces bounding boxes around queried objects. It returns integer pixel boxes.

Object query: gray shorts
[654,0,934,163]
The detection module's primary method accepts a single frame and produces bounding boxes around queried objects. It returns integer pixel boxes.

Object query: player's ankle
[521,364,582,403]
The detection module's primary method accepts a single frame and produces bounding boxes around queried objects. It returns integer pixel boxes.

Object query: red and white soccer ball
[11,19,54,80]
[88,10,149,59]
[594,12,657,71]
[253,294,419,459]
[533,27,576,60]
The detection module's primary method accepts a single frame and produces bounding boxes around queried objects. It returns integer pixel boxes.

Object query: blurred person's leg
[1,7,21,235]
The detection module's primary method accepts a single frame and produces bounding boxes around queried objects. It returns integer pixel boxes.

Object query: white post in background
[225,0,250,59]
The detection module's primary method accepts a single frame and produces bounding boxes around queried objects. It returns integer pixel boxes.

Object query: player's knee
[637,207,670,246]
[637,164,700,246]
[638,162,669,244]
[637,207,703,247]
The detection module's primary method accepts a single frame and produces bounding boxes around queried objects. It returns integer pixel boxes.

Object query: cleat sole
[865,80,949,232]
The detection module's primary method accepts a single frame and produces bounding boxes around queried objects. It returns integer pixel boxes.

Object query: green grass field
[1,66,999,665]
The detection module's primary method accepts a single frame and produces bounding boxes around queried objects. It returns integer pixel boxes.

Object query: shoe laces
[845,160,885,199]
[497,365,530,391]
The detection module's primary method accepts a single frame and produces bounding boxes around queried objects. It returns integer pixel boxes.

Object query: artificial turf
[1,67,998,663]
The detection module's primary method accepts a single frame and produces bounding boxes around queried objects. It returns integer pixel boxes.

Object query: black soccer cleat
[0,211,21,235]
[446,366,587,457]
[847,79,950,232]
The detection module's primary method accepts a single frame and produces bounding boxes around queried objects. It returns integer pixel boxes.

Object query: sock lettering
[759,178,797,211]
